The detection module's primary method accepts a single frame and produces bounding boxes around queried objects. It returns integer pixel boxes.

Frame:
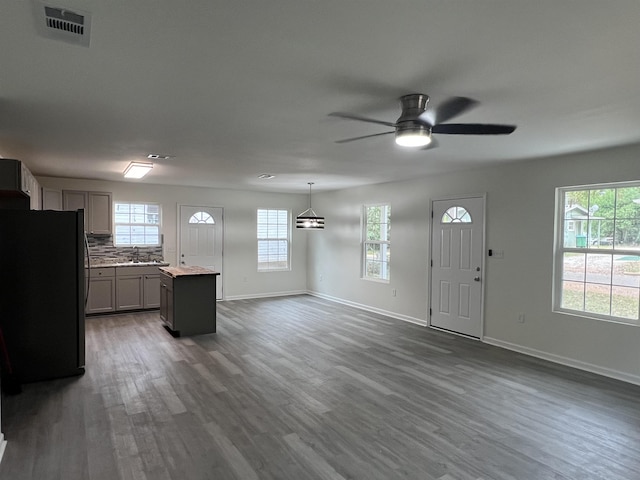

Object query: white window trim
[113,201,162,247]
[553,181,640,325]
[362,203,391,283]
[257,208,291,272]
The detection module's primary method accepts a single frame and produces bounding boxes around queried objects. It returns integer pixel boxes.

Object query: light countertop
[159,266,219,277]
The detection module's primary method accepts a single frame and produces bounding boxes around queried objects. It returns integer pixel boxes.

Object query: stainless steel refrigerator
[0,209,85,384]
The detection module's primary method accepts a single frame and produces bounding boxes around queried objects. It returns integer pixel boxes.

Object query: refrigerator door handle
[84,233,91,308]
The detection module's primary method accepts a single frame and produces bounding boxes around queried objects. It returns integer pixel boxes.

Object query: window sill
[554,308,639,327]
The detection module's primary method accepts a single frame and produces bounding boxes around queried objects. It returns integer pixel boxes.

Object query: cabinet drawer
[116,265,160,277]
[91,267,115,278]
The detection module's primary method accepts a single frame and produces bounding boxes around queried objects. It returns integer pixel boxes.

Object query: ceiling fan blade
[432,123,516,135]
[335,131,395,144]
[328,112,396,127]
[435,97,479,124]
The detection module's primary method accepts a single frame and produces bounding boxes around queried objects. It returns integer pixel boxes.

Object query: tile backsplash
[87,235,164,264]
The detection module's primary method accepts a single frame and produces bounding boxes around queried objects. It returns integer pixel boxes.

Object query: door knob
[474,276,481,282]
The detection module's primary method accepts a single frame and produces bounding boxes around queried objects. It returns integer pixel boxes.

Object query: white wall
[308,142,640,384]
[36,177,309,300]
[37,143,640,384]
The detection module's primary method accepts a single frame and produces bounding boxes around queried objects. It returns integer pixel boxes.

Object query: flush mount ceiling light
[296,182,325,230]
[123,161,153,179]
[258,173,275,179]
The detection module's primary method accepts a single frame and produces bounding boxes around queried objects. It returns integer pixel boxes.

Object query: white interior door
[430,196,484,338]
[179,205,223,299]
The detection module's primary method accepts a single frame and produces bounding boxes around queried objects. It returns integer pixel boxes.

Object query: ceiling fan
[329,94,516,147]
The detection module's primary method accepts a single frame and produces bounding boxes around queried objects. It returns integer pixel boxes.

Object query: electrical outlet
[319,274,323,281]
[518,313,525,323]
[392,288,397,297]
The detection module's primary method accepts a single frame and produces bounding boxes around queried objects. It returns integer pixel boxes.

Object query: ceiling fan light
[395,129,432,147]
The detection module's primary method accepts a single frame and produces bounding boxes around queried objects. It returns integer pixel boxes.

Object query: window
[189,211,215,224]
[114,202,161,246]
[555,182,640,323]
[441,206,472,224]
[363,204,390,281]
[257,209,290,271]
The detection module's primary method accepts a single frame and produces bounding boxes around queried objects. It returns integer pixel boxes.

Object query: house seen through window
[555,182,640,323]
[114,202,161,246]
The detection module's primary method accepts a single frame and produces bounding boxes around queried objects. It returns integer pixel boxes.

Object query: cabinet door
[29,175,41,210]
[63,190,88,211]
[159,276,174,328]
[87,277,116,314]
[63,190,88,229]
[42,188,63,210]
[143,274,161,309]
[116,275,144,310]
[88,192,112,235]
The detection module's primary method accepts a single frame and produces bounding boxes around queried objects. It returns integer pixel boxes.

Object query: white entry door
[179,205,223,299]
[430,196,484,338]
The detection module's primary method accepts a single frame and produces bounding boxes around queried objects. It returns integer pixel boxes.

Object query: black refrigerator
[0,209,85,384]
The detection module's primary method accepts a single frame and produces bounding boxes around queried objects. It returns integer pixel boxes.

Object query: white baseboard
[483,336,640,386]
[220,291,640,387]
[223,290,307,301]
[307,290,427,327]
[0,433,6,465]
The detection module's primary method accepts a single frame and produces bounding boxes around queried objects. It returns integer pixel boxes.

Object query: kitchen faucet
[132,246,139,263]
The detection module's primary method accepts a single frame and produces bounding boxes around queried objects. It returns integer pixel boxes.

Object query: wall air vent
[34,3,92,47]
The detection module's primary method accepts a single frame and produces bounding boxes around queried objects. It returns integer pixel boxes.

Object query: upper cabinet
[62,190,112,235]
[41,188,63,210]
[0,159,40,210]
[88,191,112,235]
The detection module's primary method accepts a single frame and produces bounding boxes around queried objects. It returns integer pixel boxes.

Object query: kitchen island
[159,266,219,337]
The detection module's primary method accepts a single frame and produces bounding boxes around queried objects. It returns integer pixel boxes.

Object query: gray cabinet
[159,273,174,327]
[86,267,116,314]
[87,265,162,314]
[159,270,217,337]
[144,273,161,308]
[116,266,160,311]
[63,190,112,235]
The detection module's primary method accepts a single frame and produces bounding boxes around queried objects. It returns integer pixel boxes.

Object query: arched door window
[189,211,215,224]
[441,206,472,224]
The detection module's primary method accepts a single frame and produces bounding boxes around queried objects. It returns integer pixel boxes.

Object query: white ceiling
[2,1,640,193]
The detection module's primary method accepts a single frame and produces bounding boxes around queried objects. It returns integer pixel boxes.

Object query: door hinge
[430,260,433,267]
[429,308,432,316]
[431,210,434,218]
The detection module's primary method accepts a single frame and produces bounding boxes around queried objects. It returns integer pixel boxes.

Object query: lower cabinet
[159,273,174,327]
[116,266,162,311]
[87,265,162,314]
[116,272,144,310]
[159,270,217,337]
[144,273,161,308]
[86,267,116,314]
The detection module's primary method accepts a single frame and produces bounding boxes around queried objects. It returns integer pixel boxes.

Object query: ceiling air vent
[34,3,92,47]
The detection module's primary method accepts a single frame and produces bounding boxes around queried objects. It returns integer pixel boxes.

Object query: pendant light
[296,182,325,230]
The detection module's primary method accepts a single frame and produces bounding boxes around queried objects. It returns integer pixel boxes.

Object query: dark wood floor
[1,295,640,479]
